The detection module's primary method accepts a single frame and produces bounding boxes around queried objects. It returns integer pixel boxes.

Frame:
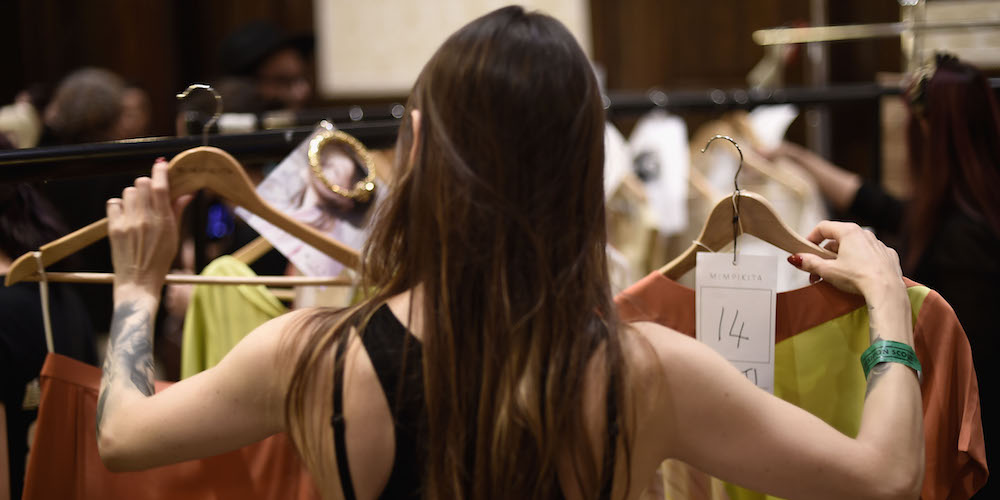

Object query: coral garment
[21,353,318,500]
[615,272,986,500]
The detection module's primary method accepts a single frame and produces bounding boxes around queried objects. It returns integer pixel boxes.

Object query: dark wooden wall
[2,0,314,137]
[3,0,900,173]
[589,0,900,177]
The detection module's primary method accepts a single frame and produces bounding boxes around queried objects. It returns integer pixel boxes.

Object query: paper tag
[696,253,778,393]
[235,124,372,277]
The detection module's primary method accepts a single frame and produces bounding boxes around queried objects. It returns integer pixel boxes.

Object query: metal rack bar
[0,120,401,184]
[5,80,1000,184]
[753,19,1000,46]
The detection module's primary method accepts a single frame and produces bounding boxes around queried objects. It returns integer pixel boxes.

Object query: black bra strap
[331,337,357,500]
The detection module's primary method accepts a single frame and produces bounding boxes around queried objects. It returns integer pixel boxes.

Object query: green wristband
[861,340,922,381]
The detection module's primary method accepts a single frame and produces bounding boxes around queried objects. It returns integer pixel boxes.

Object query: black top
[0,281,96,500]
[848,181,1000,498]
[331,304,618,499]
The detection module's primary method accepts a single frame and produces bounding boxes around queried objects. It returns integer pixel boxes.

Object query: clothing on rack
[848,179,1000,498]
[180,255,288,378]
[606,244,636,296]
[627,111,690,236]
[0,282,95,500]
[604,122,632,200]
[21,353,318,500]
[605,121,654,281]
[606,116,697,280]
[605,174,657,283]
[616,272,987,500]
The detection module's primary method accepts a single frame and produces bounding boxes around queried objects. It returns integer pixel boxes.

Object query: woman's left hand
[106,158,192,294]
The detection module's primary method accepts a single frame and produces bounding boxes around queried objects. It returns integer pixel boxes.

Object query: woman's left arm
[97,160,290,471]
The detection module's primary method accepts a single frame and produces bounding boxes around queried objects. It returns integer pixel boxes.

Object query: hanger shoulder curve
[172,147,359,269]
[737,192,832,256]
[6,146,359,287]
[659,191,835,280]
[4,218,108,286]
[659,193,738,280]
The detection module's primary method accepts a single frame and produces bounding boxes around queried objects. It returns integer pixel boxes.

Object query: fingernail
[809,273,820,283]
[156,157,166,164]
[787,255,803,268]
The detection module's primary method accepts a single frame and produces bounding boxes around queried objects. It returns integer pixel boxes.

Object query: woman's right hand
[790,220,904,300]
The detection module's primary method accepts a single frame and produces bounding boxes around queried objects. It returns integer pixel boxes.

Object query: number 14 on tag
[695,253,778,393]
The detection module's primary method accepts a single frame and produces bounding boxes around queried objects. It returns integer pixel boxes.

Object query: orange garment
[22,353,319,500]
[616,273,987,500]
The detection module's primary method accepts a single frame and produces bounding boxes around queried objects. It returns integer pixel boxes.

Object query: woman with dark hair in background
[0,174,97,500]
[94,7,923,499]
[769,54,1000,497]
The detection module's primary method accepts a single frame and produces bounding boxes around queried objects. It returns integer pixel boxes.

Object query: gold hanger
[308,122,377,203]
[5,85,360,287]
[660,135,834,280]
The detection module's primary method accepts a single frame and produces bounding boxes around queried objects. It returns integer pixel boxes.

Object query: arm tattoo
[96,354,113,439]
[97,301,156,437]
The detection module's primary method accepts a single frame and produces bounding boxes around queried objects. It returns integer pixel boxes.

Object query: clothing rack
[5,80,1000,185]
[606,83,905,117]
[752,20,1000,46]
[182,102,408,132]
[0,119,401,184]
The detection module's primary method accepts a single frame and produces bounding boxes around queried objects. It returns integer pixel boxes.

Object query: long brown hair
[285,6,628,499]
[904,54,1000,272]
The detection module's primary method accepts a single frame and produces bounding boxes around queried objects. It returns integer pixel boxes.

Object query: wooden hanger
[231,236,274,265]
[660,136,834,280]
[4,146,360,287]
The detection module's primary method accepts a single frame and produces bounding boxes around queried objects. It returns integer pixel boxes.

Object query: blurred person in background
[117,83,152,140]
[768,53,1000,498]
[217,21,314,112]
[39,67,126,145]
[37,67,152,146]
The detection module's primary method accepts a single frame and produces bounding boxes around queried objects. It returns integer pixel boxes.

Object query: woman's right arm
[643,221,922,500]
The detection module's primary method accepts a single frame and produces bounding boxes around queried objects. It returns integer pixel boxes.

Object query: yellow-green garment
[616,272,986,500]
[181,256,288,378]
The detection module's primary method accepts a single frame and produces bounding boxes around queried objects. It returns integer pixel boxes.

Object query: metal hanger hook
[700,134,744,193]
[701,134,745,265]
[176,83,223,145]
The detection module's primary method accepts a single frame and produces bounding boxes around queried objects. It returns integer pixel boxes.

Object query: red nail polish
[156,156,166,163]
[787,255,803,268]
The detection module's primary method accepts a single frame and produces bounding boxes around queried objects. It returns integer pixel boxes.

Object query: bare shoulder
[620,321,708,378]
[241,307,351,361]
[219,307,353,411]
